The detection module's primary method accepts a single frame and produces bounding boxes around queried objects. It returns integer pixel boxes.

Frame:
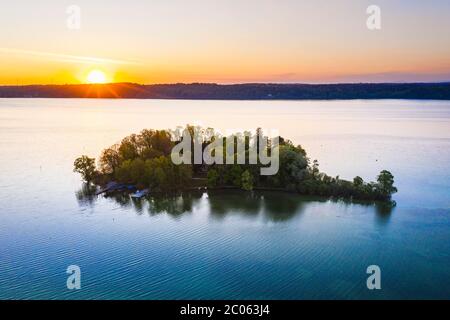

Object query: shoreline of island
[74,126,398,207]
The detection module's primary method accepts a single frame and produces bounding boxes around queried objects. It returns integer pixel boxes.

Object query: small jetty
[96,181,118,195]
[96,182,136,195]
[131,189,149,199]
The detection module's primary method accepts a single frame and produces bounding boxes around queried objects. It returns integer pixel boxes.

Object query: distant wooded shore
[1,82,449,100]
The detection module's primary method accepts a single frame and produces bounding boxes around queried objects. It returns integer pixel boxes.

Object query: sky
[0,0,449,85]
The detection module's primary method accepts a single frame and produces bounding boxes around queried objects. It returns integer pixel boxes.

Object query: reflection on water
[373,202,395,225]
[75,185,394,223]
[75,183,97,207]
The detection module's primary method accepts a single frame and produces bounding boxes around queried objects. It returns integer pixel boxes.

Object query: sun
[87,70,107,84]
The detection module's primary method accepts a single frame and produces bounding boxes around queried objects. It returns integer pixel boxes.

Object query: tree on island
[73,156,97,184]
[376,170,398,198]
[241,170,254,191]
[74,126,398,204]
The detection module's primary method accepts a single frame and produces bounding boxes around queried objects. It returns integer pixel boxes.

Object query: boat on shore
[131,189,149,199]
[96,182,136,195]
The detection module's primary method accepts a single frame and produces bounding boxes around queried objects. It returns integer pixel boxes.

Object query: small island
[74,126,397,204]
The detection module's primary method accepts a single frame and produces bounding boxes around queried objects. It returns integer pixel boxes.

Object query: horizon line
[1,81,450,87]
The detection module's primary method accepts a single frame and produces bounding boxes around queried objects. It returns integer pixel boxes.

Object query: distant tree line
[2,82,450,99]
[74,126,398,203]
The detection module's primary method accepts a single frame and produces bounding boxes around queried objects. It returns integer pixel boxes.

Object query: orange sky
[1,0,450,85]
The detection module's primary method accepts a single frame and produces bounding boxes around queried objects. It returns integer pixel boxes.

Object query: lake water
[0,98,449,299]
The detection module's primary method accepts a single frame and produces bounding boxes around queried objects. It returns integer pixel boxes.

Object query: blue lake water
[0,98,449,299]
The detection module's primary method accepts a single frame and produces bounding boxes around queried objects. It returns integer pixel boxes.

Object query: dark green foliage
[144,156,192,192]
[99,129,175,175]
[207,169,219,187]
[99,144,121,174]
[376,170,398,198]
[75,126,397,202]
[275,144,308,189]
[73,156,98,183]
[113,156,192,192]
[241,170,254,191]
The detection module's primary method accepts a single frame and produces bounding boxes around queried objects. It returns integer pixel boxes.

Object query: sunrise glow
[86,70,107,84]
[0,1,449,85]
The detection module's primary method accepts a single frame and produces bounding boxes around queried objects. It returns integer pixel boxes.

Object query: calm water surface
[0,99,449,299]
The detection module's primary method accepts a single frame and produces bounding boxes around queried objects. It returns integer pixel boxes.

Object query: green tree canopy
[75,126,397,203]
[376,170,398,198]
[74,156,97,183]
[241,170,254,191]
